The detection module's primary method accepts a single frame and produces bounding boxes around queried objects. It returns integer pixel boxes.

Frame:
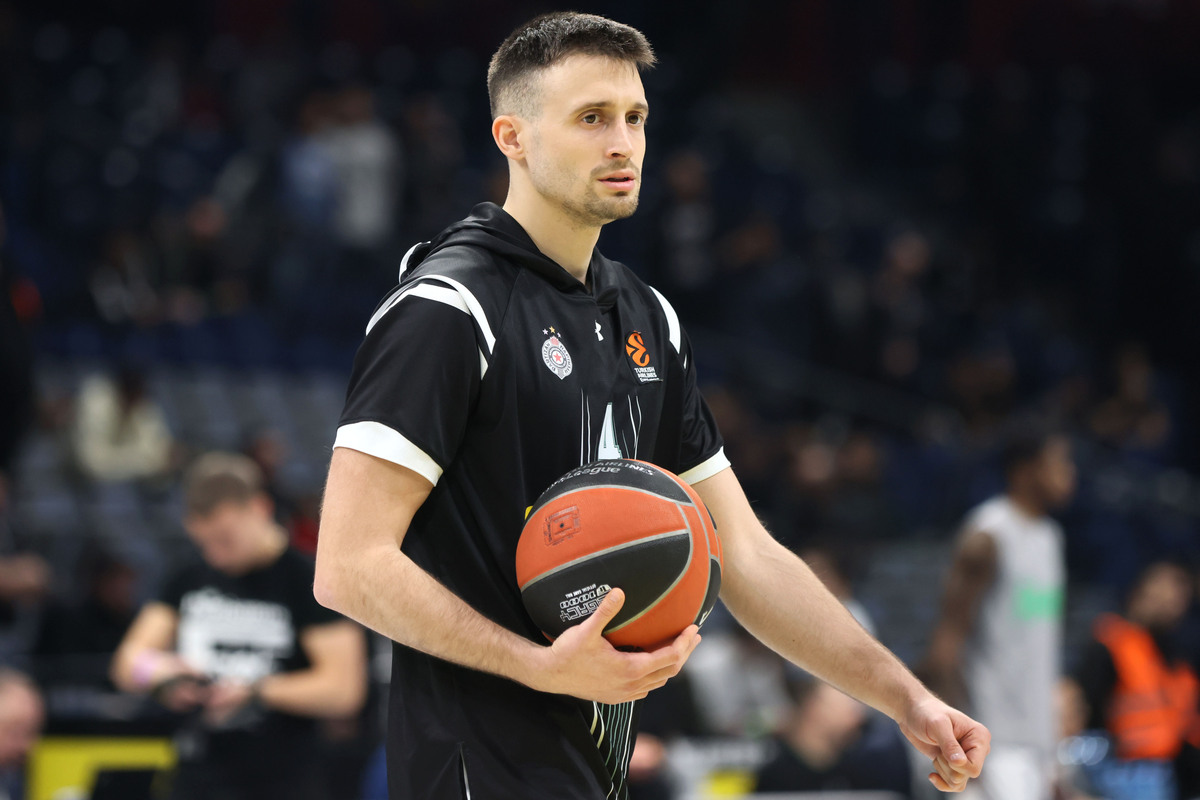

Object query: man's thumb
[941,737,967,768]
[586,588,625,632]
[930,715,968,768]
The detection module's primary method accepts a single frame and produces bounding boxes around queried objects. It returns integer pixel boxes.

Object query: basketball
[516,459,722,651]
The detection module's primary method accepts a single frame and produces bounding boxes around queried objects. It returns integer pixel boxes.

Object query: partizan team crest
[541,327,573,380]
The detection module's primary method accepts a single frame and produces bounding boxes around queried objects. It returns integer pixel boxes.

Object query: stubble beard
[533,162,640,229]
[568,189,639,229]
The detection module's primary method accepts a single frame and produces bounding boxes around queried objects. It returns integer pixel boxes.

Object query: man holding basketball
[316,12,990,799]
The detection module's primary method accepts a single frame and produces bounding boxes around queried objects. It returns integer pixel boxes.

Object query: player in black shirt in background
[113,453,367,800]
[316,12,991,799]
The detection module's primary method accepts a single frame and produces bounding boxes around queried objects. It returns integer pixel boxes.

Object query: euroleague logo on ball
[625,331,659,383]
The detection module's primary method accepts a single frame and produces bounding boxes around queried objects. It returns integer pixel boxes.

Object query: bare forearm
[314,542,544,689]
[721,537,925,721]
[257,669,364,719]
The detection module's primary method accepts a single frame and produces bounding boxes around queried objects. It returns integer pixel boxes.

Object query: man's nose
[607,122,635,160]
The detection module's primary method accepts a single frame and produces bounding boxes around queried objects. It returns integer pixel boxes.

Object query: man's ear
[492,115,526,161]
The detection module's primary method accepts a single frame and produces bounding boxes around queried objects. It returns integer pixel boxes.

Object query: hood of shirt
[402,203,619,309]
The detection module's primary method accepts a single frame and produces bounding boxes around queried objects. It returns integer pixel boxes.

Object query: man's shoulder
[963,495,1013,529]
[403,241,518,292]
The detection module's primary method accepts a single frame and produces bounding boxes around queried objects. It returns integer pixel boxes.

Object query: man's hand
[526,589,700,704]
[154,673,212,713]
[204,680,257,726]
[898,694,991,793]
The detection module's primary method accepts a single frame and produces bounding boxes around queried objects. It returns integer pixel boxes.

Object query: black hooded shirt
[335,202,728,799]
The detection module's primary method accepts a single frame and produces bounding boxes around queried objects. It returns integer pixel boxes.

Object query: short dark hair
[183,452,264,518]
[1000,422,1061,481]
[487,12,655,119]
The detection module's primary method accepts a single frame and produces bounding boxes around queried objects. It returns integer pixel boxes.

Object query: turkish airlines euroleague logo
[625,331,660,383]
[626,332,650,366]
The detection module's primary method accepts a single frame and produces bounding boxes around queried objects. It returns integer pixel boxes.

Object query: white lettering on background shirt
[177,587,295,681]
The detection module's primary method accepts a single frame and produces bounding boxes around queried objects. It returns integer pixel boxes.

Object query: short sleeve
[156,564,193,611]
[335,281,484,485]
[675,328,730,484]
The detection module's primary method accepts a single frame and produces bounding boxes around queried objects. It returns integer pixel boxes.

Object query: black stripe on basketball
[696,556,722,626]
[520,531,692,639]
[529,460,692,520]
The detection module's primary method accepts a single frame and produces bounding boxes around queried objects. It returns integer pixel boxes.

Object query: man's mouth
[599,173,637,189]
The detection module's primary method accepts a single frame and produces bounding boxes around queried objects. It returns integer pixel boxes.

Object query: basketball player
[923,427,1076,800]
[315,12,990,799]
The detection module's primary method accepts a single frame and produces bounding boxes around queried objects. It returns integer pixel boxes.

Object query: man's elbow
[339,673,369,717]
[312,558,347,613]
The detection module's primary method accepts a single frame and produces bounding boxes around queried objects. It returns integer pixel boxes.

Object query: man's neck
[503,192,601,284]
[230,525,288,576]
[1006,488,1045,520]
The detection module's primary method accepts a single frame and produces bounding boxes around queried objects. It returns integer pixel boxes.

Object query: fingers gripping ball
[516,459,722,651]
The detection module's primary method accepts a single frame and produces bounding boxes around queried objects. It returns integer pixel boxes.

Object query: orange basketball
[516,459,722,651]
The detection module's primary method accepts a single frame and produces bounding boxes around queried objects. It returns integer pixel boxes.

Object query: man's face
[521,54,648,227]
[1137,563,1193,630]
[1034,437,1077,510]
[185,499,269,575]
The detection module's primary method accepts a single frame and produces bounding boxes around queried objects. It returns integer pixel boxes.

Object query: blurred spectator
[871,229,932,387]
[1090,343,1175,463]
[402,94,464,240]
[31,544,138,691]
[799,543,877,636]
[110,452,367,800]
[241,428,320,554]
[922,425,1077,800]
[323,86,402,257]
[241,428,297,524]
[0,669,43,800]
[684,622,790,738]
[634,660,706,800]
[0,206,35,494]
[273,91,339,317]
[703,386,782,509]
[627,734,671,800]
[753,675,911,796]
[945,343,1018,445]
[827,429,902,541]
[70,363,175,484]
[0,549,49,664]
[776,424,840,542]
[88,230,162,329]
[0,449,50,661]
[1069,561,1200,800]
[644,149,719,320]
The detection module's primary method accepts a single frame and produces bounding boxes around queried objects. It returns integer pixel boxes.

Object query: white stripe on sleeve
[365,282,468,336]
[334,421,443,486]
[679,448,731,485]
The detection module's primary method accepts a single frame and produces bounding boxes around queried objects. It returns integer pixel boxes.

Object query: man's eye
[582,114,600,124]
[627,113,644,126]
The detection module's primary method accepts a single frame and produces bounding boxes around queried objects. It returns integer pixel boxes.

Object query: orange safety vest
[1094,613,1200,760]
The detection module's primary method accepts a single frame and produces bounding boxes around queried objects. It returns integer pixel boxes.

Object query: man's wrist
[510,638,553,694]
[251,676,270,709]
[131,650,170,691]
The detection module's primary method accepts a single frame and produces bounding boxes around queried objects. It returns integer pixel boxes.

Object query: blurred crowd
[2,0,1200,798]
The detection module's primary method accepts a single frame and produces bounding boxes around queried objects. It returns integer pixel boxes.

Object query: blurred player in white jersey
[924,426,1077,800]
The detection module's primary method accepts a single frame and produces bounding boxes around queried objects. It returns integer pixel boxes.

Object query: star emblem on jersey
[625,331,659,382]
[542,332,573,380]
